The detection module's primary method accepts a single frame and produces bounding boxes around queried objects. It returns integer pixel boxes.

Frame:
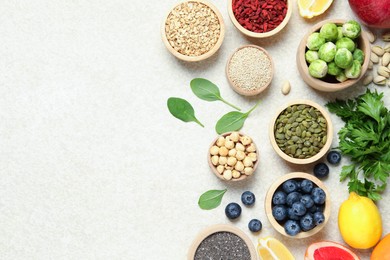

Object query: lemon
[257,237,295,260]
[338,192,382,249]
[298,0,334,19]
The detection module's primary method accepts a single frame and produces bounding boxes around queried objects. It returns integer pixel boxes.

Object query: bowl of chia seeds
[226,45,274,96]
[269,100,333,164]
[187,224,257,260]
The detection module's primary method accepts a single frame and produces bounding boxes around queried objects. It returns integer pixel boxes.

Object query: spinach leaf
[198,189,227,210]
[215,101,260,134]
[167,97,204,127]
[190,78,241,110]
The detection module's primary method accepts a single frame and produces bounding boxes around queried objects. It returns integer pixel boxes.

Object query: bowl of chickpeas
[208,132,259,181]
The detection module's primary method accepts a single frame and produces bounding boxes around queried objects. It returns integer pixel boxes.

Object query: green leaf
[198,189,227,210]
[357,91,384,123]
[190,78,241,110]
[167,97,204,127]
[215,101,260,134]
[340,164,355,182]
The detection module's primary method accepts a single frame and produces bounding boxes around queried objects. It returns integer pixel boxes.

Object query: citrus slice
[257,237,294,260]
[305,241,360,260]
[298,0,334,19]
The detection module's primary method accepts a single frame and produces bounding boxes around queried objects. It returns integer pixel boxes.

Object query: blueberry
[272,205,287,221]
[308,205,318,213]
[300,179,314,193]
[316,205,325,213]
[248,219,262,232]
[300,213,315,231]
[286,192,302,206]
[313,163,329,179]
[284,220,301,236]
[282,180,299,193]
[312,187,326,205]
[327,151,341,165]
[300,194,314,209]
[272,191,287,205]
[292,202,307,216]
[313,211,325,225]
[225,203,242,219]
[241,191,256,206]
[287,207,300,221]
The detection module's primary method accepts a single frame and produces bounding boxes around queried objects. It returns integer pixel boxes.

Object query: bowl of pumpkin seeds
[269,100,333,164]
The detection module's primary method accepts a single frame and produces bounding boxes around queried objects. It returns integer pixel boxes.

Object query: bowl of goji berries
[228,0,292,38]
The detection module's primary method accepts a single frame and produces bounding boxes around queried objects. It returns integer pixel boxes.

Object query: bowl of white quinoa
[226,45,274,96]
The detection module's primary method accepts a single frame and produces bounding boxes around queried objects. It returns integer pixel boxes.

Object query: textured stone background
[1,0,389,259]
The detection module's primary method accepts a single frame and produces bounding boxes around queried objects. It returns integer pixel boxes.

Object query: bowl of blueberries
[265,172,331,238]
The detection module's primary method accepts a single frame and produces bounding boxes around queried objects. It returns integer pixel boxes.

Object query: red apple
[348,0,390,28]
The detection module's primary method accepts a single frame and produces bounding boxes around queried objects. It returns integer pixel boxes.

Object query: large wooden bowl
[296,19,370,92]
[265,172,331,239]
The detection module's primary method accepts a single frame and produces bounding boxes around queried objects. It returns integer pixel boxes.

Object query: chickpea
[235,142,245,152]
[219,156,227,165]
[248,152,257,162]
[216,165,224,174]
[225,140,235,149]
[229,132,240,142]
[243,157,253,167]
[246,143,256,153]
[244,167,254,176]
[236,150,245,161]
[240,135,252,146]
[228,148,237,157]
[235,161,244,171]
[219,146,228,156]
[225,166,233,170]
[223,170,232,180]
[210,145,219,155]
[211,155,219,166]
[227,157,237,166]
[216,136,225,147]
[232,170,241,179]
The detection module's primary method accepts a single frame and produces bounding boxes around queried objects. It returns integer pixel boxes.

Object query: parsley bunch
[326,90,390,201]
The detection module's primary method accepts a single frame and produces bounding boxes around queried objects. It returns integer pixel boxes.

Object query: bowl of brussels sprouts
[296,19,370,92]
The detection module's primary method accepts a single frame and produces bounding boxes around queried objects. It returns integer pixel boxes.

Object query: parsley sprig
[326,90,390,201]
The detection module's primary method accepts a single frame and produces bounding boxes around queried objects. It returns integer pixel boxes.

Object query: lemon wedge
[298,0,334,19]
[257,237,295,260]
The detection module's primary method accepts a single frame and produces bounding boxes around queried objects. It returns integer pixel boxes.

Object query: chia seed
[194,231,251,260]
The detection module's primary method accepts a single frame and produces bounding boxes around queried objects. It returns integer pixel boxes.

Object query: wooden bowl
[269,100,333,165]
[227,0,292,38]
[208,132,259,182]
[161,0,225,62]
[265,172,331,239]
[226,45,274,96]
[296,19,370,92]
[187,224,257,260]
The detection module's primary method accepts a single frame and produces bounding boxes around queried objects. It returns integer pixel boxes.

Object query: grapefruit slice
[305,241,360,260]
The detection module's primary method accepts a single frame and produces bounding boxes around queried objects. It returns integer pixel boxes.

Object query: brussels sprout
[309,60,328,78]
[307,33,326,51]
[336,71,348,82]
[327,62,342,76]
[336,37,356,52]
[320,23,338,42]
[345,60,362,79]
[318,42,336,62]
[353,48,365,65]
[305,50,319,63]
[334,48,353,69]
[342,20,361,39]
[337,26,343,40]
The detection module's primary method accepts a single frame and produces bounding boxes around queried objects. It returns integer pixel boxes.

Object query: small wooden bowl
[208,132,259,182]
[265,172,331,239]
[296,19,370,92]
[187,224,257,260]
[161,0,225,62]
[269,100,333,165]
[227,0,292,38]
[226,45,274,96]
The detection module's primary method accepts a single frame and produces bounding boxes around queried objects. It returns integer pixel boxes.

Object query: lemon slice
[298,0,334,19]
[257,237,295,260]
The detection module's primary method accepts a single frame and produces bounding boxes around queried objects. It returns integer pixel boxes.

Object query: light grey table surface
[1,1,389,259]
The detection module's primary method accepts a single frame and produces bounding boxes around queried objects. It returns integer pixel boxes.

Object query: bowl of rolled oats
[161,0,225,62]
